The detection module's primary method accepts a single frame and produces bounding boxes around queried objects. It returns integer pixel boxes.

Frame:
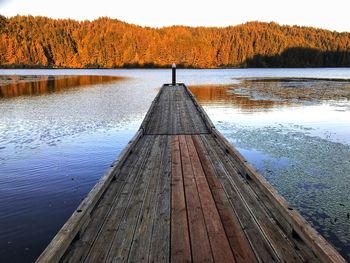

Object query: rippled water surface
[0,68,350,262]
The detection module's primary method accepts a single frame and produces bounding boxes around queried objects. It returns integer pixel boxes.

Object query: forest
[0,15,350,68]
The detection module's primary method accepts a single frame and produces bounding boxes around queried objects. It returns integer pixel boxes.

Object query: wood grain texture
[104,136,163,262]
[192,135,257,263]
[148,136,171,263]
[179,135,213,263]
[185,135,235,263]
[62,136,153,262]
[126,136,168,263]
[200,134,281,262]
[144,85,209,135]
[36,130,144,263]
[85,136,157,263]
[171,136,191,263]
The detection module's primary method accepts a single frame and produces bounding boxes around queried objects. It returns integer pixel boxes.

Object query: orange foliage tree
[0,15,350,68]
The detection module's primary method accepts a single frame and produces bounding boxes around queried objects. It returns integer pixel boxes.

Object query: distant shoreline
[1,65,350,70]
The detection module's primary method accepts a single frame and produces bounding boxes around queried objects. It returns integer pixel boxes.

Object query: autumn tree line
[0,15,350,68]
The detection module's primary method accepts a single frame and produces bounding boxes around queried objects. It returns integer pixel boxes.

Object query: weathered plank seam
[89,136,156,262]
[201,135,282,262]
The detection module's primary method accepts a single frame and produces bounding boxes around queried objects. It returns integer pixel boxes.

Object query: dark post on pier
[172,63,176,85]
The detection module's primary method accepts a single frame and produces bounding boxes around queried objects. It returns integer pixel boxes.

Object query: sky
[0,0,349,32]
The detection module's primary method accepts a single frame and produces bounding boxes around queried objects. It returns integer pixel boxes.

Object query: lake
[0,68,349,262]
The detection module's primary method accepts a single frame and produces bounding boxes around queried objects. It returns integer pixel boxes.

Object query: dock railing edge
[140,84,165,132]
[37,84,165,262]
[183,83,345,262]
[182,83,215,132]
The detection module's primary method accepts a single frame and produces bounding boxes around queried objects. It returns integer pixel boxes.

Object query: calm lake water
[0,69,350,262]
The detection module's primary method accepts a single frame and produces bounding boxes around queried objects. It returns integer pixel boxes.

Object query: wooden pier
[37,83,345,262]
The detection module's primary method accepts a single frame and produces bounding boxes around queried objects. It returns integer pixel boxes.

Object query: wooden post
[172,63,176,85]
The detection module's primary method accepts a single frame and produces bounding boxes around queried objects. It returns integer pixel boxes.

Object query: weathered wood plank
[104,136,163,262]
[148,136,171,263]
[184,85,215,132]
[192,135,257,263]
[185,135,235,263]
[83,136,157,262]
[146,105,159,134]
[179,135,213,263]
[141,87,162,134]
[172,94,183,134]
[145,86,209,135]
[62,136,152,262]
[202,134,322,262]
[168,93,175,134]
[209,127,346,263]
[170,135,191,263]
[178,101,189,134]
[184,100,207,133]
[199,135,280,263]
[208,136,303,262]
[36,130,144,263]
[127,136,169,263]
[208,133,323,262]
[217,146,320,262]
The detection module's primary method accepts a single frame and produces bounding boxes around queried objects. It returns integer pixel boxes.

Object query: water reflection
[190,84,287,109]
[0,73,152,262]
[0,75,123,98]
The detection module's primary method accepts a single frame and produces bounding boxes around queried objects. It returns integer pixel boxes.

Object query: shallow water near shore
[0,68,350,262]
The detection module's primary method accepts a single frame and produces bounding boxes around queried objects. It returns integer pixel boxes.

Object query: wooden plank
[165,91,172,134]
[146,90,171,135]
[199,135,280,263]
[183,84,214,132]
[148,136,171,262]
[62,136,152,262]
[177,101,187,134]
[205,135,304,262]
[36,130,144,263]
[178,99,195,134]
[209,128,345,263]
[185,100,207,133]
[192,135,257,263]
[185,136,235,263]
[221,155,320,262]
[144,85,209,135]
[147,104,162,134]
[83,136,156,262]
[168,92,174,134]
[141,85,164,134]
[171,102,182,134]
[104,136,164,262]
[127,136,169,263]
[170,135,191,263]
[179,135,213,263]
[208,135,320,262]
[185,88,210,133]
[174,88,190,134]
